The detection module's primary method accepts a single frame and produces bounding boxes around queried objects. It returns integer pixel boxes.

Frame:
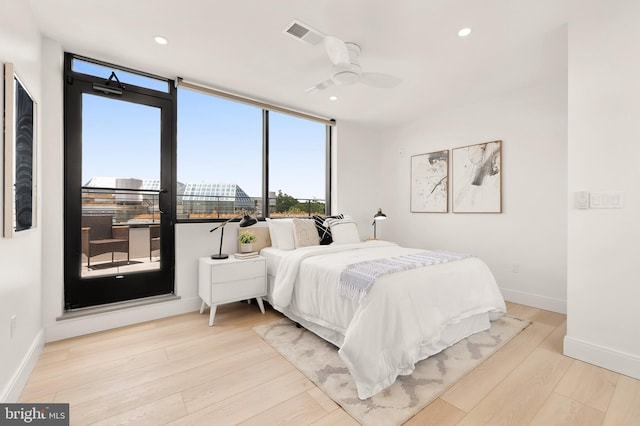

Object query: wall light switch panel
[590,191,624,209]
[10,315,16,338]
[575,191,590,209]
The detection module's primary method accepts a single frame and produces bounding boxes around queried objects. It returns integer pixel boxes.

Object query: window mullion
[263,109,269,218]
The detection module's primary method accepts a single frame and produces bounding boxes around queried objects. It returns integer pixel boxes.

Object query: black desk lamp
[209,213,258,259]
[372,208,387,239]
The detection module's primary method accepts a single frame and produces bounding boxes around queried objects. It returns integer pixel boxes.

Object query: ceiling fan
[283,20,401,94]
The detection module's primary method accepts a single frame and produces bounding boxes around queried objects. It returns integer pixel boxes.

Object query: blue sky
[79,60,326,200]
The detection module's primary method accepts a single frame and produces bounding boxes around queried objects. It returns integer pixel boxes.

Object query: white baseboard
[564,336,640,380]
[0,330,44,402]
[500,287,566,314]
[45,296,202,342]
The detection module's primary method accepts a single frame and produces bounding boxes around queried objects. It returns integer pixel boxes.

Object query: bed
[255,218,506,400]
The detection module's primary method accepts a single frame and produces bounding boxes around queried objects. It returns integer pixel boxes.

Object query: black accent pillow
[312,214,344,245]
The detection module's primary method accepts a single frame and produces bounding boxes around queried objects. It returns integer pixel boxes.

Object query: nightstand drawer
[211,277,266,304]
[211,259,264,283]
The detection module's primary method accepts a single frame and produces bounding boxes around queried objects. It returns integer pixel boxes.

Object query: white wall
[332,122,386,237]
[0,0,44,402]
[564,0,640,379]
[374,72,568,313]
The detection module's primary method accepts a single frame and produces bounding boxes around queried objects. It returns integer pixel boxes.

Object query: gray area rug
[253,315,530,426]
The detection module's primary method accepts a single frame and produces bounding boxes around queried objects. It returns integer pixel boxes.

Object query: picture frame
[410,150,449,213]
[452,140,502,213]
[4,62,37,237]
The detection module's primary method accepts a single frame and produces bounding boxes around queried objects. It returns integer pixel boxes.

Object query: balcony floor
[81,256,161,278]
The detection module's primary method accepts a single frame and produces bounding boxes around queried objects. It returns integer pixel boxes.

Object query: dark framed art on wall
[4,62,36,237]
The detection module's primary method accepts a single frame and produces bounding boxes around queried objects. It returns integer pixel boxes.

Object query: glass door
[64,54,175,310]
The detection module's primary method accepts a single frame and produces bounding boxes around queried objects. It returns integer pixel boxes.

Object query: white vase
[240,243,253,253]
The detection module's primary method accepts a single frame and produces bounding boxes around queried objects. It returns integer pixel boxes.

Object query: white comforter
[271,240,506,399]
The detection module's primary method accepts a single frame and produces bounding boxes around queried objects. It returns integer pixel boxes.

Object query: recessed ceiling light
[458,28,472,37]
[153,35,168,45]
[329,96,338,101]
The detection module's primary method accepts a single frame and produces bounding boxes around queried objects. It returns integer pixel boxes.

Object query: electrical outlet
[512,264,520,273]
[10,315,16,338]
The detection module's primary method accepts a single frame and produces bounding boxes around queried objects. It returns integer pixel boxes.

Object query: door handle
[159,189,168,214]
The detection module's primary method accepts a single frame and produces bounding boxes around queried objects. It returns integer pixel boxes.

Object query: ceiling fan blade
[360,72,402,88]
[304,79,336,94]
[324,36,350,65]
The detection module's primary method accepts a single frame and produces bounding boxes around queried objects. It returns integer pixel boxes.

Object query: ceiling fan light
[333,70,360,85]
[153,35,168,45]
[331,62,362,85]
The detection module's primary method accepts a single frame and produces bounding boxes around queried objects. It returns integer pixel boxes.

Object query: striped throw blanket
[338,251,471,304]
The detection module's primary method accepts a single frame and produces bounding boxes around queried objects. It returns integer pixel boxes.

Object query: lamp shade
[372,208,387,239]
[239,214,257,228]
[373,208,387,220]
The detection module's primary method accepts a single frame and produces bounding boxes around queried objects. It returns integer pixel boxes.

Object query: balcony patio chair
[149,224,160,260]
[81,215,130,268]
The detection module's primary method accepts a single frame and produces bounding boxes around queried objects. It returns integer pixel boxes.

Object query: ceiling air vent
[283,20,325,46]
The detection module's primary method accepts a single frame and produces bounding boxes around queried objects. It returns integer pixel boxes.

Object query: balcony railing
[82,186,161,224]
[82,187,326,222]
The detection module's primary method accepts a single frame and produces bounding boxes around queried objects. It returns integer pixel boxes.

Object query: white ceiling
[28,0,567,126]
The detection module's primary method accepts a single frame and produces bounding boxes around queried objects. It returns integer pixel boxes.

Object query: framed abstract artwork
[452,140,502,213]
[4,62,37,237]
[411,150,448,213]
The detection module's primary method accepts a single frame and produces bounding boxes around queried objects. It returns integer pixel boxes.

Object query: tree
[295,198,325,215]
[275,190,298,213]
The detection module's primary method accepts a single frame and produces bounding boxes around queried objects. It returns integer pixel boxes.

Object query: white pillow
[329,220,361,244]
[265,218,295,250]
[323,214,353,229]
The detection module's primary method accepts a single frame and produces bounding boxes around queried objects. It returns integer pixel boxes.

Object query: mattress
[260,246,288,278]
[260,246,289,304]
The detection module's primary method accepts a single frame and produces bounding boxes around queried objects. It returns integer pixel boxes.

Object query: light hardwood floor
[19,302,640,425]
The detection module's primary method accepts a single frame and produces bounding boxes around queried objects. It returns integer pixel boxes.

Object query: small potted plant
[238,230,256,253]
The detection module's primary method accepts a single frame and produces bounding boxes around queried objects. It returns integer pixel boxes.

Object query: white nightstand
[198,255,267,326]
